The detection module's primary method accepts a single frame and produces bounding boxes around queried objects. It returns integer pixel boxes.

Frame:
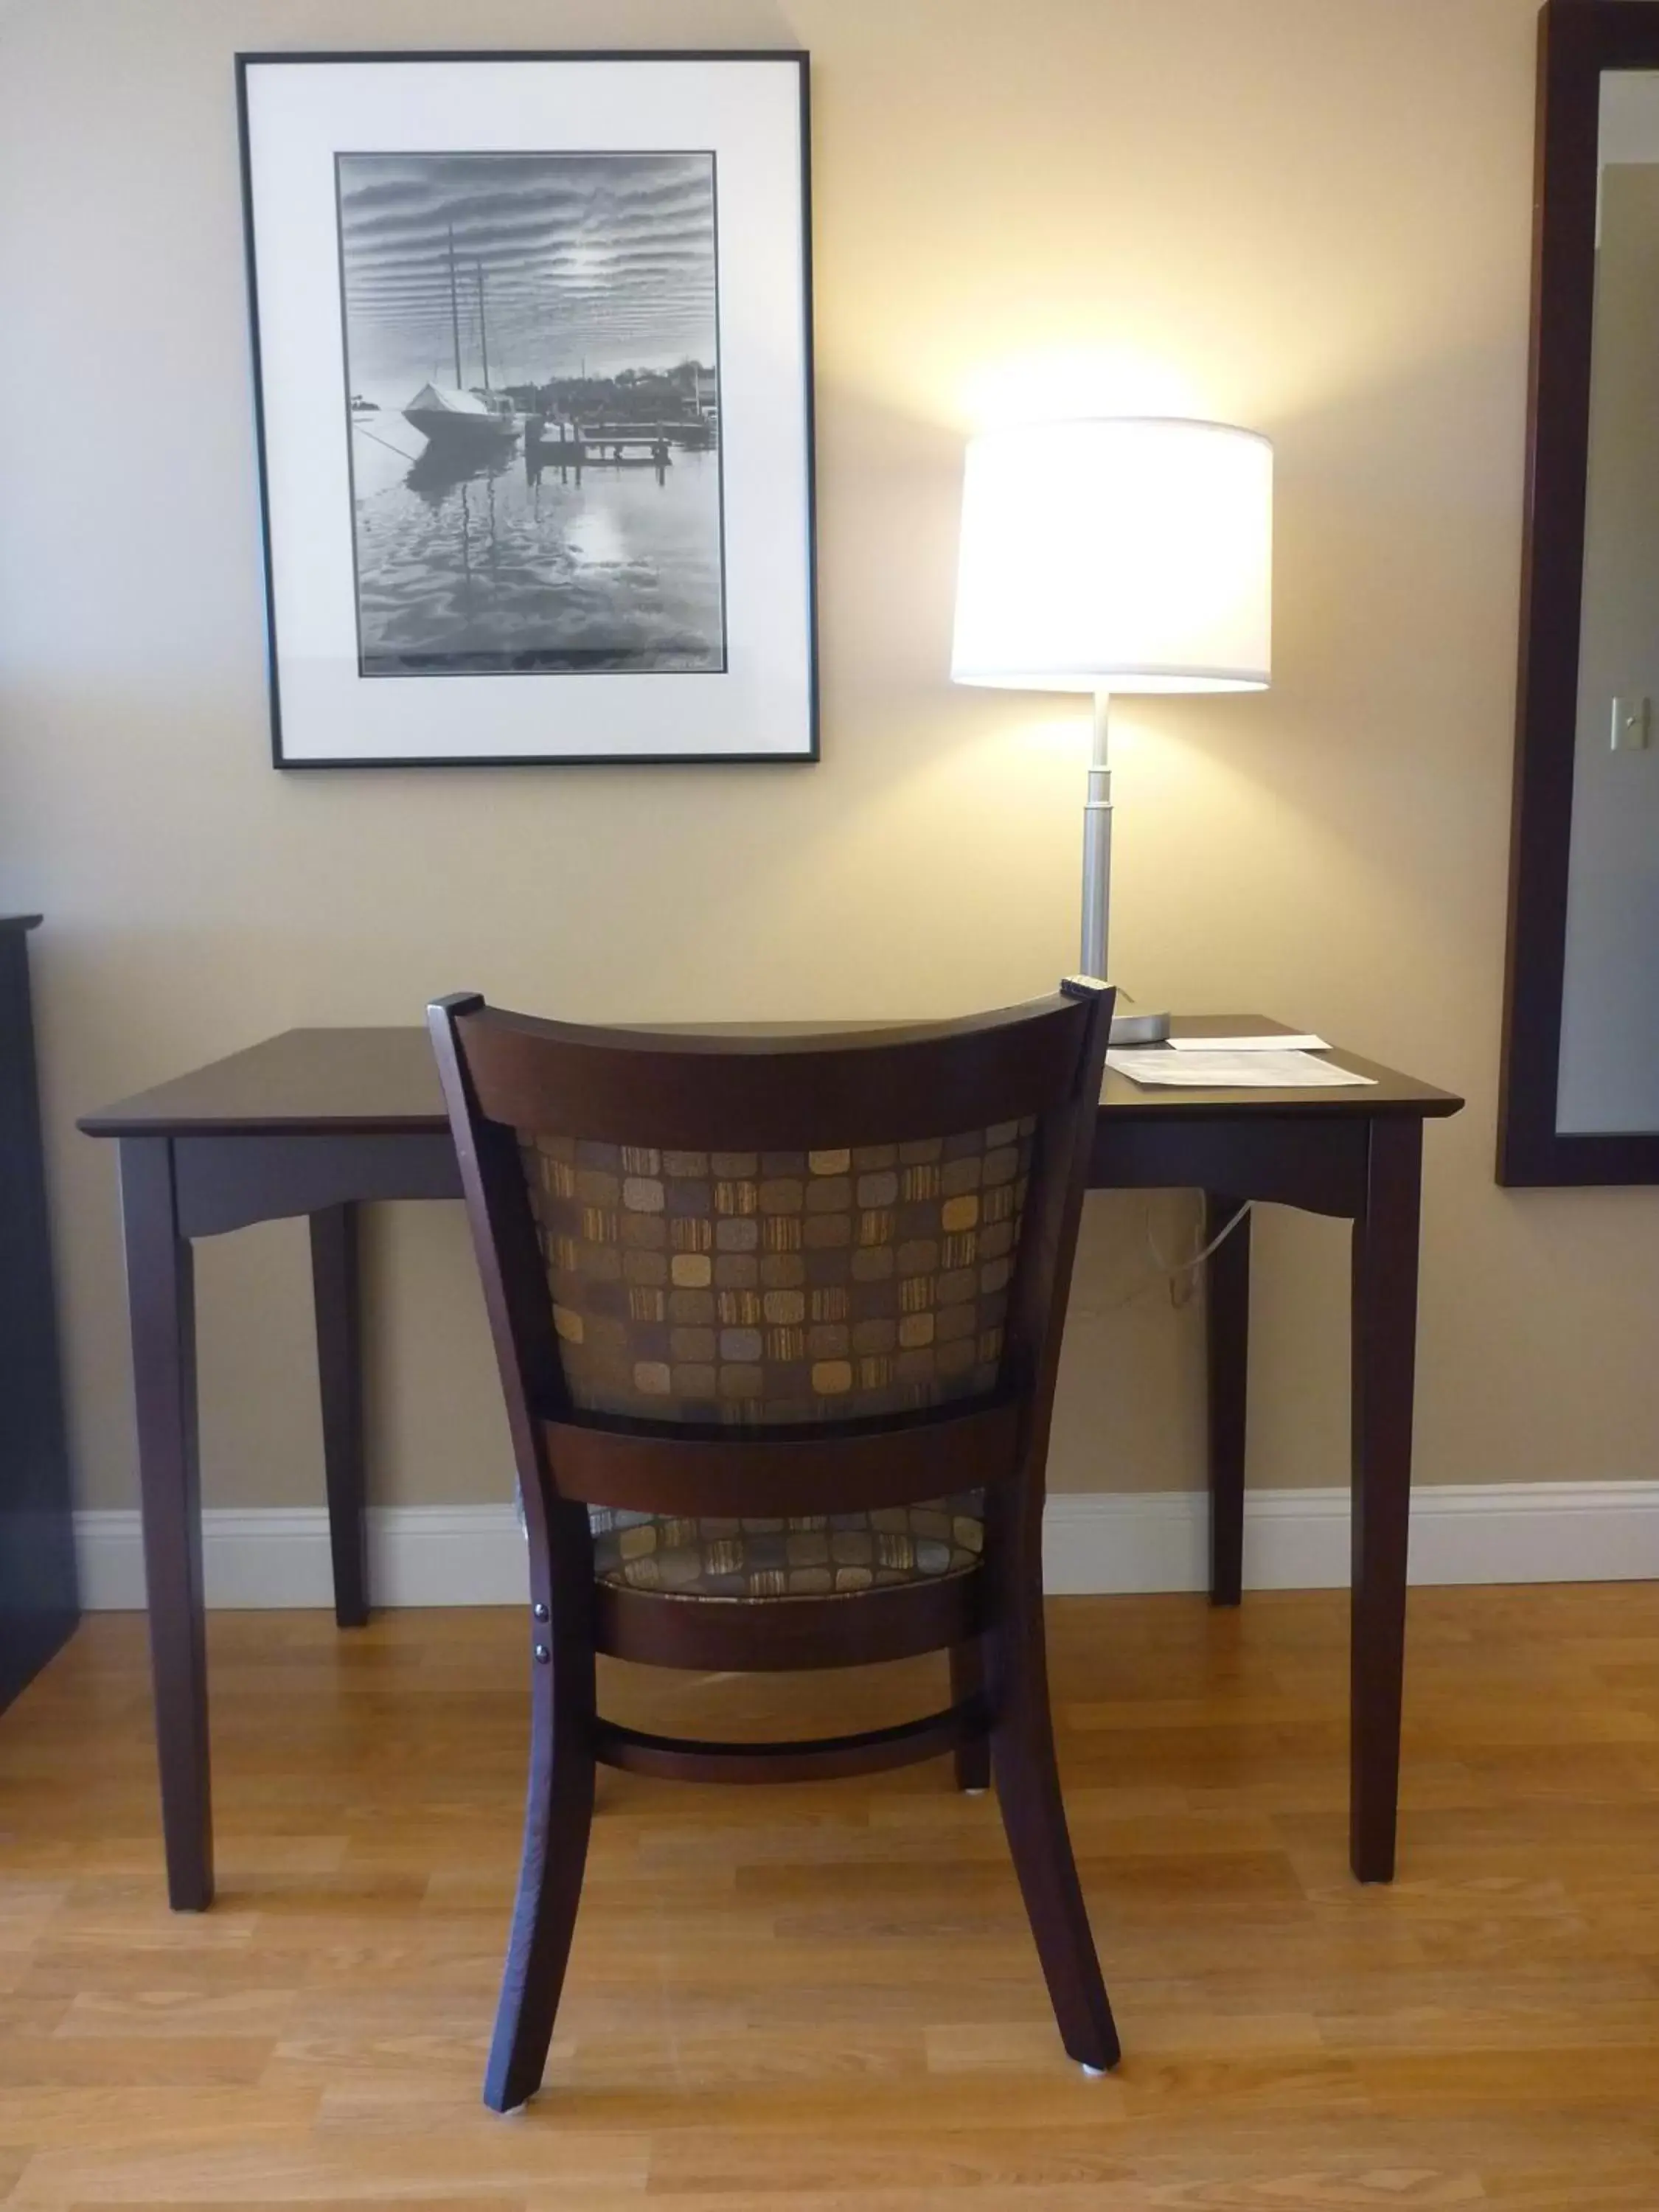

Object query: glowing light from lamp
[958,347,1203,431]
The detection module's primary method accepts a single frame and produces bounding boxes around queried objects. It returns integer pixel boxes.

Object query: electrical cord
[1147,1197,1253,1281]
[1078,1194,1254,1315]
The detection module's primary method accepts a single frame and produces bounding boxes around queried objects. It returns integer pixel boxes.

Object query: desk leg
[1204,1192,1251,1607]
[310,1205,368,1628]
[118,1137,212,1911]
[1349,1118,1422,1885]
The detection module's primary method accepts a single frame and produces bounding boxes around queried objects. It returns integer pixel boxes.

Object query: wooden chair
[427,981,1120,2112]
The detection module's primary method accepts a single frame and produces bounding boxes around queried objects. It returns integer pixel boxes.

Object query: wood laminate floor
[1,1587,1657,2207]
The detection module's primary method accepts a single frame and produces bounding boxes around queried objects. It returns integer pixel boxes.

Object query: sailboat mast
[476,261,490,390]
[448,223,462,387]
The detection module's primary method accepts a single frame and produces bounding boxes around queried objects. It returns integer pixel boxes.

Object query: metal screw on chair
[532,1602,549,1620]
[533,1644,550,1664]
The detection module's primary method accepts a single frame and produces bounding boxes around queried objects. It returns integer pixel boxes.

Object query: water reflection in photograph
[351,429,724,675]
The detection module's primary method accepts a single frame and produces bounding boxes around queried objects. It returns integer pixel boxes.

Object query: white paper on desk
[1166,1032,1329,1052]
[1106,1048,1377,1088]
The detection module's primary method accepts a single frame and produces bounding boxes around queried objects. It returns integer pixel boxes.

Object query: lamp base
[1108,1008,1172,1046]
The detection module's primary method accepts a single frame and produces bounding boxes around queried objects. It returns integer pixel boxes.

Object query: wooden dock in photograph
[526,420,714,466]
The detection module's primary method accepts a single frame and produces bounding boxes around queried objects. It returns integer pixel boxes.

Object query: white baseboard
[73,1504,527,1612]
[72,1483,1659,1611]
[1041,1481,1659,1593]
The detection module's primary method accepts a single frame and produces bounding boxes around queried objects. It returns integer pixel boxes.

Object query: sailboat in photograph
[403,229,521,456]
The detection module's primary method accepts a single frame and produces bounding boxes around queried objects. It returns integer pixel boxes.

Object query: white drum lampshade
[950,415,1273,1032]
[951,416,1273,693]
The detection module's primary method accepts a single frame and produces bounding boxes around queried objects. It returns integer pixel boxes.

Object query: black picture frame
[1499,0,1659,1184]
[236,51,818,771]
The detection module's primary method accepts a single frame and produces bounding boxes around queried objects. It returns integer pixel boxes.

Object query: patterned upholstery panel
[520,1120,1036,1425]
[589,1497,985,1598]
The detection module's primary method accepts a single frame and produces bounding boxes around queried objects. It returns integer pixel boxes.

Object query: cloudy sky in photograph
[337,150,717,394]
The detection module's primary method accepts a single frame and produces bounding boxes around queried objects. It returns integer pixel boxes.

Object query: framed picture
[237,52,817,767]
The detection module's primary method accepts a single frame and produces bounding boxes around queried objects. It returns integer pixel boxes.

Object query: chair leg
[482,1639,596,2113]
[985,1593,1120,2072]
[950,1640,990,1791]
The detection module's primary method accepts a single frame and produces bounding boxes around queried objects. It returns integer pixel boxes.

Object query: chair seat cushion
[588,1495,984,1599]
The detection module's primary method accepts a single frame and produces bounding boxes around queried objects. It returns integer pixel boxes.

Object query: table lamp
[951,416,1273,1043]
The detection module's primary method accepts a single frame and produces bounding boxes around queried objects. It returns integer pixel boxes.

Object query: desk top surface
[80,1016,1464,1139]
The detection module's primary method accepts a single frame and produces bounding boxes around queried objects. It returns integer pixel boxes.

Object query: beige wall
[4,0,1656,1518]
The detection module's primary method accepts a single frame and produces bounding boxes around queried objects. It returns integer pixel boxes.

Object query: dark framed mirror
[1501,0,1659,1184]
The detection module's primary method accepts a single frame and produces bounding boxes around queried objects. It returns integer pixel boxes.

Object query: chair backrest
[428,985,1113,1525]
[521,1114,1033,1426]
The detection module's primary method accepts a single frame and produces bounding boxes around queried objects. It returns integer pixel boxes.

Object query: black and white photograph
[338,150,726,678]
[238,53,815,765]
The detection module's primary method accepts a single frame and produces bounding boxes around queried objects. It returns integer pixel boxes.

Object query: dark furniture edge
[0,914,80,1711]
[74,1026,1469,1141]
[79,1110,448,1139]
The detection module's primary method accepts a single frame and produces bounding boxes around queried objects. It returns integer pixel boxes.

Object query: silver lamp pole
[1080,690,1113,978]
[1082,692,1169,1043]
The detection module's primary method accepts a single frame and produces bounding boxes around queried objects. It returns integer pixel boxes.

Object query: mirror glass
[1557,73,1659,1133]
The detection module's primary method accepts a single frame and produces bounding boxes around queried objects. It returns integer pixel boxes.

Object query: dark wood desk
[80,1018,1461,1911]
